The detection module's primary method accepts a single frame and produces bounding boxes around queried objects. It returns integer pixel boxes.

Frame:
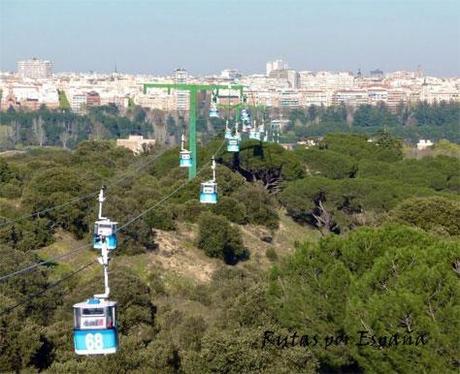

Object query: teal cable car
[209,106,220,118]
[93,188,117,251]
[224,120,232,139]
[74,189,119,355]
[200,157,218,204]
[227,125,240,152]
[179,134,192,168]
[73,298,118,355]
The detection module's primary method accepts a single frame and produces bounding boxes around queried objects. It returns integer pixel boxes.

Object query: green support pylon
[188,87,197,179]
[143,83,244,181]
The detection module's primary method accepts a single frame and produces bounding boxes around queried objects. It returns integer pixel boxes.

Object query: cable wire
[117,138,226,232]
[0,147,168,229]
[0,260,96,316]
[0,242,92,282]
[0,135,227,320]
[0,139,226,283]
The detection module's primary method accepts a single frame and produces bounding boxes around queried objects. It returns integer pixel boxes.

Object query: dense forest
[0,101,459,151]
[0,133,459,372]
[284,101,460,143]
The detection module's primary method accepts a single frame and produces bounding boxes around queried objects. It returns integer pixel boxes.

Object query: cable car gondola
[73,298,118,355]
[224,120,232,139]
[179,134,192,168]
[93,188,117,250]
[227,137,240,152]
[227,125,240,152]
[200,157,218,204]
[93,220,118,250]
[209,106,220,118]
[74,187,119,355]
[241,109,250,121]
[209,91,220,118]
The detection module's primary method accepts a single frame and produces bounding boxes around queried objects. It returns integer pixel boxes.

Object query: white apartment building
[332,90,368,106]
[367,88,388,104]
[175,68,189,111]
[299,71,355,91]
[221,69,241,80]
[299,90,329,107]
[245,89,277,107]
[417,139,434,150]
[11,84,39,101]
[266,59,288,76]
[279,90,300,108]
[70,93,87,113]
[134,90,176,111]
[387,89,411,109]
[18,58,52,79]
[420,82,460,103]
[39,83,59,107]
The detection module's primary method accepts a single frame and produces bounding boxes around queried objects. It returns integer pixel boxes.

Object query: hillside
[0,134,459,373]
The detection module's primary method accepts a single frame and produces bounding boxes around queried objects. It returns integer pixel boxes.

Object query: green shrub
[197,212,249,265]
[178,199,206,223]
[0,181,21,198]
[145,206,176,231]
[391,196,460,236]
[234,184,279,229]
[212,196,248,224]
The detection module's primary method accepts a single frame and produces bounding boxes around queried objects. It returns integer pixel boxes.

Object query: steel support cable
[0,152,170,282]
[0,260,97,316]
[0,140,226,283]
[0,148,168,229]
[117,138,226,233]
[0,242,92,282]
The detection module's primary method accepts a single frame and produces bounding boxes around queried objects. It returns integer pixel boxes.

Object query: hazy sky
[1,0,459,76]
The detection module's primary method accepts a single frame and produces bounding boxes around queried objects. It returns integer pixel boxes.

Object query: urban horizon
[2,57,458,114]
[2,57,459,79]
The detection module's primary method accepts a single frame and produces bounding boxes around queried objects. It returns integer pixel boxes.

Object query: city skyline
[1,0,459,77]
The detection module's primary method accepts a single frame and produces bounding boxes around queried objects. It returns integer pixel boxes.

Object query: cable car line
[0,140,226,284]
[0,148,168,230]
[0,242,92,282]
[0,260,97,316]
[1,137,229,355]
[0,192,99,229]
[119,139,227,231]
[2,90,234,354]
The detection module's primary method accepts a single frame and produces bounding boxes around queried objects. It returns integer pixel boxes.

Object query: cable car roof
[201,180,216,186]
[73,298,117,308]
[94,219,118,225]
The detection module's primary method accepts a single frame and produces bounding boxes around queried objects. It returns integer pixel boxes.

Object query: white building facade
[18,58,53,79]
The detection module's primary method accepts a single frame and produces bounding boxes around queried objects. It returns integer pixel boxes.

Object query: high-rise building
[269,69,300,89]
[174,68,189,110]
[220,69,241,81]
[266,59,288,76]
[17,58,52,79]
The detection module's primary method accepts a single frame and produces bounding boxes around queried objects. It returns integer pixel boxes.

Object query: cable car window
[74,308,81,328]
[203,186,215,193]
[82,308,105,316]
